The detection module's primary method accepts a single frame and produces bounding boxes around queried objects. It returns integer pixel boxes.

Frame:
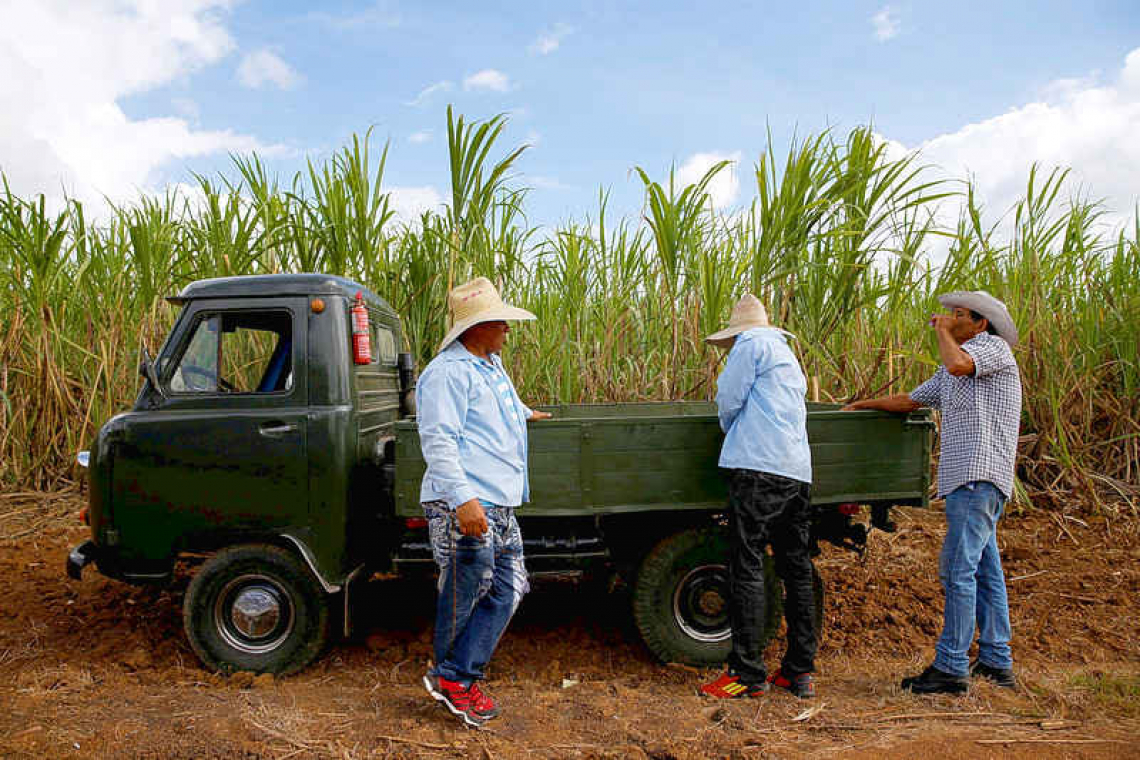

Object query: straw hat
[438,276,536,353]
[705,294,785,348]
[937,290,1019,347]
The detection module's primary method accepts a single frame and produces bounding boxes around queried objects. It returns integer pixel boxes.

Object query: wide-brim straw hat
[705,294,789,348]
[937,290,1019,347]
[438,276,536,353]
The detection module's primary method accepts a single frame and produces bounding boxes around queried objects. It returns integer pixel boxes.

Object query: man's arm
[417,368,487,536]
[714,339,759,433]
[931,314,975,376]
[842,394,922,413]
[844,368,941,413]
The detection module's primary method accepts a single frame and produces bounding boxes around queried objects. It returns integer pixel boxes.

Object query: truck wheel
[183,544,331,675]
[632,528,781,666]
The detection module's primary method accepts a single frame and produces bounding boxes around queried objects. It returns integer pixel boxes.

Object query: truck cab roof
[168,273,397,317]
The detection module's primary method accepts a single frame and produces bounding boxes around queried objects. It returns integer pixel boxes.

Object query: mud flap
[66,541,98,580]
[342,564,367,638]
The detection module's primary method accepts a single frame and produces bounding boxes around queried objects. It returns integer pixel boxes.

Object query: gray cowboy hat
[937,290,1019,347]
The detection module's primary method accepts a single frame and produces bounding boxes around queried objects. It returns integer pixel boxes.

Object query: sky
[2,0,1140,235]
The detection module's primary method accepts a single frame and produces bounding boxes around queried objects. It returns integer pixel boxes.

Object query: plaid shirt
[909,333,1022,499]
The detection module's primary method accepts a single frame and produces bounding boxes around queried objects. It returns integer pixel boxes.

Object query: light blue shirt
[417,341,533,509]
[715,328,812,484]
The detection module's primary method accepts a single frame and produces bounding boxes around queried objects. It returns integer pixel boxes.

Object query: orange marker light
[311,298,325,314]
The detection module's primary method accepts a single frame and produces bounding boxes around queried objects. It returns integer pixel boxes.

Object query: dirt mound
[1,495,1138,758]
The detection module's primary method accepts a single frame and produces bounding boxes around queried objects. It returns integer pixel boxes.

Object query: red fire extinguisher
[351,291,371,365]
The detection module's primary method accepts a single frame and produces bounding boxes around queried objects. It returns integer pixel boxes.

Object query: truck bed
[393,401,933,517]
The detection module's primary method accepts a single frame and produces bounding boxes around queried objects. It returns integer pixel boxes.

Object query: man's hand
[455,499,488,537]
[929,313,955,332]
[528,410,553,420]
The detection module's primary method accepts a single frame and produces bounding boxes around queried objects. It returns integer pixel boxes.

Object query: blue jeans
[424,500,529,684]
[933,481,1013,676]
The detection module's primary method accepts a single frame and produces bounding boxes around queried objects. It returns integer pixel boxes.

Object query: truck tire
[633,529,826,666]
[632,528,781,666]
[183,544,331,675]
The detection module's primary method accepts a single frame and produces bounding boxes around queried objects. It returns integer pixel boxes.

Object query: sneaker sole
[768,676,814,699]
[901,682,969,695]
[423,675,486,729]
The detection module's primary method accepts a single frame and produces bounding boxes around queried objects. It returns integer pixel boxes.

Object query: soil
[1,493,1138,759]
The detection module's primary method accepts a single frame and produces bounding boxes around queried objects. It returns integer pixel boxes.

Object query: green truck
[67,274,933,675]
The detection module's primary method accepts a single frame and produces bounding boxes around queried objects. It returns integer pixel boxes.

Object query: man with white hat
[698,295,818,700]
[844,290,1021,694]
[417,276,551,727]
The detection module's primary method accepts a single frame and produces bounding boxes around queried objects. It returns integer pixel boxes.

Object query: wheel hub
[214,574,295,655]
[231,587,282,639]
[697,589,725,616]
[673,565,732,643]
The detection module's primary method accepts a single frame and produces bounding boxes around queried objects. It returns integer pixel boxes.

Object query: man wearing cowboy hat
[844,290,1021,694]
[416,276,551,727]
[699,295,819,700]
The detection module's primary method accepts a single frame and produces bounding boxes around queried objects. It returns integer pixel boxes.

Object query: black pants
[725,468,817,684]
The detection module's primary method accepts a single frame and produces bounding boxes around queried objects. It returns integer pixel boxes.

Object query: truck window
[373,323,397,364]
[168,310,293,394]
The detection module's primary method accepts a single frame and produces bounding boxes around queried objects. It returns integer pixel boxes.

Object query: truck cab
[71,274,408,673]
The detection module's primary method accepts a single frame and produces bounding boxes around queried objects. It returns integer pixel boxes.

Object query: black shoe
[900,665,969,695]
[970,660,1016,688]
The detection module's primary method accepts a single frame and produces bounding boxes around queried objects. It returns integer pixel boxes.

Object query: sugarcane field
[2,3,1139,759]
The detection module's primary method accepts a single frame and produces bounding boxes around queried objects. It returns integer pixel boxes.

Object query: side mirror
[139,346,167,400]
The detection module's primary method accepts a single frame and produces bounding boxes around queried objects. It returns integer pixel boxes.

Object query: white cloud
[387,185,444,223]
[406,80,453,106]
[237,48,302,90]
[408,130,432,144]
[0,0,284,214]
[872,6,901,42]
[526,175,572,191]
[463,69,511,93]
[676,151,742,210]
[897,46,1140,232]
[306,1,401,30]
[171,97,201,121]
[529,23,574,55]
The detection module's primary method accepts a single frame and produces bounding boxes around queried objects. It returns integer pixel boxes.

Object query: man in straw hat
[844,290,1021,694]
[417,276,551,727]
[698,294,819,700]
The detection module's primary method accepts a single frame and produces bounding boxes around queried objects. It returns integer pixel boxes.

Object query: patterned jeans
[423,500,529,684]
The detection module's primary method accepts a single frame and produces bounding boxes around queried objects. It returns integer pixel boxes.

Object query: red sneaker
[466,682,499,719]
[699,671,769,698]
[767,668,816,699]
[423,674,499,727]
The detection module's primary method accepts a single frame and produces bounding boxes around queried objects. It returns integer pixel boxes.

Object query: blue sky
[4,0,1140,230]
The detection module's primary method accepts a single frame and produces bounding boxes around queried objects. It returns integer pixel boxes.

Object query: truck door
[111,298,309,561]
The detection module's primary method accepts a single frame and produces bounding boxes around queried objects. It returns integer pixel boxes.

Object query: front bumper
[66,541,98,580]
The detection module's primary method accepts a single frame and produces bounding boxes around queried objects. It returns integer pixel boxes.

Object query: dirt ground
[1,493,1138,759]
